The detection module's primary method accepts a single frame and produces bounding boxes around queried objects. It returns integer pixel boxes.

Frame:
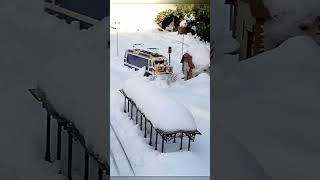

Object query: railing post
[57,122,62,161]
[45,111,51,162]
[161,137,165,153]
[68,133,73,180]
[140,114,143,130]
[144,119,147,138]
[84,150,89,180]
[127,100,130,114]
[155,131,158,150]
[136,107,138,124]
[124,97,127,113]
[130,103,133,119]
[180,132,183,150]
[98,168,103,180]
[149,125,153,146]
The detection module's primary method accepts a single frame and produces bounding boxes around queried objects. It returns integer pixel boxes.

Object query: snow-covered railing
[29,88,108,180]
[119,81,201,153]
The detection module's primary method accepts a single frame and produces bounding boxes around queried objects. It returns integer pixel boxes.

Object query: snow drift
[263,0,320,43]
[38,19,109,162]
[215,35,320,180]
[123,76,197,132]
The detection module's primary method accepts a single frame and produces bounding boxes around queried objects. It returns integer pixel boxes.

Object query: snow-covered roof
[122,77,198,133]
[215,36,320,178]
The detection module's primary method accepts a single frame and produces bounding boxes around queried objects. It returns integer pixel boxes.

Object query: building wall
[60,0,108,20]
[236,0,255,60]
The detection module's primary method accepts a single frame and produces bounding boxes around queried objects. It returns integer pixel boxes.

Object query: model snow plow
[124,48,177,83]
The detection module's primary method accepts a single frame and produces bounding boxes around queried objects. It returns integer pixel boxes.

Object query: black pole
[45,111,51,162]
[173,134,176,143]
[140,114,143,130]
[130,103,133,119]
[144,119,147,138]
[98,168,103,180]
[124,97,126,113]
[68,133,73,180]
[127,100,130,114]
[84,150,89,180]
[180,132,183,150]
[57,122,62,161]
[149,125,153,146]
[136,108,138,124]
[188,137,191,151]
[161,137,165,153]
[155,132,158,150]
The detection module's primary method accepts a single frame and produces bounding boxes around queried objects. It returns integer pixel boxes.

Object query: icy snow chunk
[123,77,197,132]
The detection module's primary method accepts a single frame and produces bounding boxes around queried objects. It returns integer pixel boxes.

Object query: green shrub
[155,4,210,42]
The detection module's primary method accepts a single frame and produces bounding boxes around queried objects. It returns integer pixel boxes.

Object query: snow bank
[263,0,320,42]
[123,77,197,132]
[38,19,109,162]
[215,35,320,179]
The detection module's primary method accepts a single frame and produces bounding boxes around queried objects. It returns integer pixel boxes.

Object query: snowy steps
[29,88,109,180]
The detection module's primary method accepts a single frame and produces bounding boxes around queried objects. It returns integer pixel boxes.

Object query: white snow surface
[0,0,107,179]
[262,0,320,42]
[110,4,210,175]
[38,19,108,162]
[215,35,320,180]
[123,76,197,132]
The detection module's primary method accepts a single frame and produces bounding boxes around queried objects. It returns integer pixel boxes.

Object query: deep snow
[110,3,210,176]
[0,0,108,179]
[123,75,197,132]
[215,35,320,180]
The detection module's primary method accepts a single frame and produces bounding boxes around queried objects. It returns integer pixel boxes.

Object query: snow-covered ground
[110,3,210,176]
[213,1,320,180]
[0,0,107,179]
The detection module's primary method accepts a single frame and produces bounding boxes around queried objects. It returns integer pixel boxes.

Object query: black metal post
[144,119,147,138]
[155,132,158,150]
[130,103,133,119]
[140,114,143,130]
[84,150,89,180]
[173,134,176,143]
[149,125,153,146]
[98,168,103,180]
[57,122,62,161]
[68,133,73,180]
[136,108,138,124]
[124,97,127,113]
[161,137,165,153]
[45,111,51,162]
[127,100,130,114]
[188,137,191,151]
[180,132,183,150]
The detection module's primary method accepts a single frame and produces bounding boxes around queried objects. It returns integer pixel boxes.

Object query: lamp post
[113,21,120,56]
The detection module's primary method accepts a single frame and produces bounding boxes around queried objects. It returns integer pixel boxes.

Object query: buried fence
[119,89,201,153]
[29,88,109,180]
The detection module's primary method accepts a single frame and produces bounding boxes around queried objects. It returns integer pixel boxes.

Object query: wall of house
[236,0,255,60]
[60,0,108,20]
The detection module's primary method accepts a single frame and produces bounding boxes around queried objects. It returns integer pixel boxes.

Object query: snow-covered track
[110,123,135,175]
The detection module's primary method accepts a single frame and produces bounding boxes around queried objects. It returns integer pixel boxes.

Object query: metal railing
[119,89,201,153]
[29,88,109,180]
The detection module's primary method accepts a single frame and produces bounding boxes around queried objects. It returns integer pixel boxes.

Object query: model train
[123,48,173,77]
